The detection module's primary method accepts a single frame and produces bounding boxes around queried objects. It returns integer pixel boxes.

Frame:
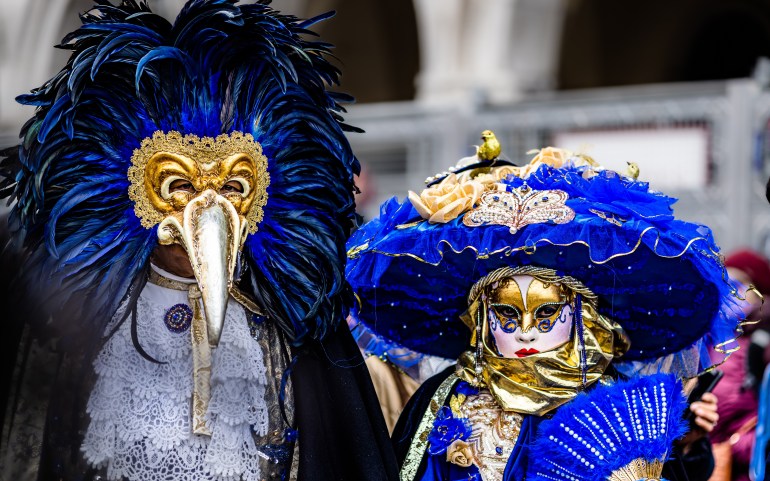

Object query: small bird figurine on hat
[626,161,640,180]
[476,130,501,161]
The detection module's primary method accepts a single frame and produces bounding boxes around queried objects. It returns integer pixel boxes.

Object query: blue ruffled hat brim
[346,165,742,362]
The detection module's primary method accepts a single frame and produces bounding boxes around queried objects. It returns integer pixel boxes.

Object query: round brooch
[164,303,193,333]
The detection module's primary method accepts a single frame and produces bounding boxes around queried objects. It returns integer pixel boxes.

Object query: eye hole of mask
[535,303,562,319]
[493,304,520,320]
[219,178,250,196]
[164,177,196,197]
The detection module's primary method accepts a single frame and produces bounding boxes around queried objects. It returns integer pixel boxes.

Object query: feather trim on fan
[527,373,688,481]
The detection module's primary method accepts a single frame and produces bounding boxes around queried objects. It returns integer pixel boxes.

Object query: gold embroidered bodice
[455,390,523,480]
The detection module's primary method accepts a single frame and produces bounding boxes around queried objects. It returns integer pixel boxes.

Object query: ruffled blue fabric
[349,317,426,378]
[346,164,742,362]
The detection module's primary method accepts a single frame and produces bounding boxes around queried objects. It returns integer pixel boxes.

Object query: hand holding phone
[685,370,723,431]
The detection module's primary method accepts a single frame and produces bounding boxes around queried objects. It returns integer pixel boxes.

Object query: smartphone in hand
[684,370,724,424]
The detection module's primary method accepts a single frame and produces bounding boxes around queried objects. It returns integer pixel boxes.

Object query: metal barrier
[346,78,770,254]
[2,79,770,252]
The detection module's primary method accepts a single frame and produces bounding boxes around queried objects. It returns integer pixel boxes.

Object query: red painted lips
[515,348,540,358]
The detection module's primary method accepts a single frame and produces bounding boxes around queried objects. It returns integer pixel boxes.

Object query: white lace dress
[81,268,270,481]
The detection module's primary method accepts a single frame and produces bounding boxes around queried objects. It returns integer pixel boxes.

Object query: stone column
[412,0,567,107]
[0,0,72,131]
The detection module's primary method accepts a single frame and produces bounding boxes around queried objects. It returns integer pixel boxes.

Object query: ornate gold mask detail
[457,265,630,415]
[127,130,269,235]
[488,277,567,334]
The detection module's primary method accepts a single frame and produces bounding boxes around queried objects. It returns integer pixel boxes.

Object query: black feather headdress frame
[0,0,362,346]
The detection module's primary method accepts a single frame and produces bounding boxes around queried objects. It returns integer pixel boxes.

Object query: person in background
[710,249,770,481]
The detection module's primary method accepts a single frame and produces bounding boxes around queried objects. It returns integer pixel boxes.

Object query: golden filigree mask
[128,130,269,234]
[127,131,270,347]
[485,275,573,358]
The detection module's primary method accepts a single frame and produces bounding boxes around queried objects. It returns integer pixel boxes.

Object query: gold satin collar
[149,267,263,315]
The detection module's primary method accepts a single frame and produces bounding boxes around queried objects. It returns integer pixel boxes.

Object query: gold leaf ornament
[127,130,269,235]
[448,393,467,418]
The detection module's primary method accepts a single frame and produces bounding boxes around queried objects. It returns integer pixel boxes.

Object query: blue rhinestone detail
[248,314,267,338]
[164,303,193,333]
[259,443,293,464]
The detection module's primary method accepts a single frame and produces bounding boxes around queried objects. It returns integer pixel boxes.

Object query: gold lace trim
[400,375,459,481]
[456,390,523,479]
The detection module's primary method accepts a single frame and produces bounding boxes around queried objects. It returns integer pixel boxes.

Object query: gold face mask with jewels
[487,276,572,358]
[128,130,270,346]
[128,130,269,233]
[457,266,629,415]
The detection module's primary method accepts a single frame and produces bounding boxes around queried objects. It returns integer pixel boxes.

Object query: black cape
[291,326,400,481]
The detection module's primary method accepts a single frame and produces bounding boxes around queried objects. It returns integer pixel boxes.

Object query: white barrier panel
[553,126,710,190]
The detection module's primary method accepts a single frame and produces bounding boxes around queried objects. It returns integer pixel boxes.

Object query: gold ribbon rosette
[407,169,518,224]
[408,174,489,224]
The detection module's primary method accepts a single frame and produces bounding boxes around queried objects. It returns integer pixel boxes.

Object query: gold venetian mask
[457,266,630,415]
[129,130,268,231]
[128,131,269,345]
[486,275,573,358]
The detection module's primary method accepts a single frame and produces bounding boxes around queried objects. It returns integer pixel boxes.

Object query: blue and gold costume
[346,144,743,480]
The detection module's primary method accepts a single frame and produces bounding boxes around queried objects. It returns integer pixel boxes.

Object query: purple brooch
[164,303,193,333]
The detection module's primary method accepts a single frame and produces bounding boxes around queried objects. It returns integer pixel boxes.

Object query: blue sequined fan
[527,374,688,481]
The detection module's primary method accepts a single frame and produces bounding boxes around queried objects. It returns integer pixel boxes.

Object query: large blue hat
[346,149,742,370]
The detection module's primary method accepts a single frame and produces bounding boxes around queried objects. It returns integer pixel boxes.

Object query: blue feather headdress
[0,0,360,346]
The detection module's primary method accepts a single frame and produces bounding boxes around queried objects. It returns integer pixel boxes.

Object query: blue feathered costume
[0,1,397,480]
